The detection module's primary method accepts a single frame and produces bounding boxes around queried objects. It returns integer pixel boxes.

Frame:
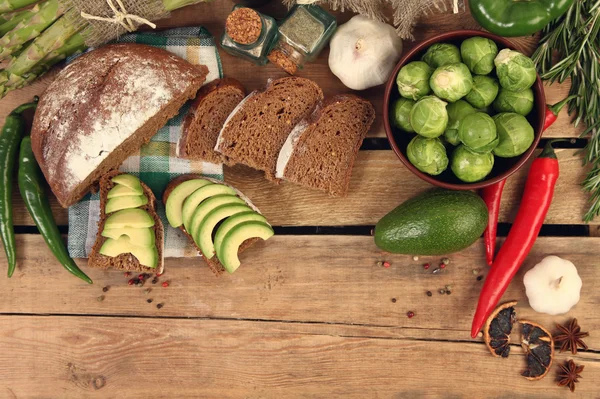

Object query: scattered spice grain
[124,272,131,277]
[423,263,431,270]
[439,288,446,295]
[432,267,442,274]
[391,298,397,303]
[97,295,105,302]
[441,258,450,265]
[407,311,415,318]
[383,261,391,268]
[477,275,484,281]
[147,298,153,303]
[413,256,419,261]
[152,277,159,284]
[426,291,433,297]
[156,303,164,309]
[162,281,170,288]
[102,286,109,293]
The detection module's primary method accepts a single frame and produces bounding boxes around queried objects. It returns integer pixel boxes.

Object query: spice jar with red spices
[220,5,279,65]
[267,5,337,75]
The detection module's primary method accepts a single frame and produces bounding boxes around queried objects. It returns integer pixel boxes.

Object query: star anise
[554,319,589,354]
[557,359,584,392]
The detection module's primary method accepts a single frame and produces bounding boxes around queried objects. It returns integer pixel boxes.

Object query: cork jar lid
[226,8,262,45]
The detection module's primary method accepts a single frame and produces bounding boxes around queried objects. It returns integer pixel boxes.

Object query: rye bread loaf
[179,78,246,165]
[162,174,261,276]
[275,95,375,197]
[214,77,323,180]
[31,43,209,208]
[88,171,165,274]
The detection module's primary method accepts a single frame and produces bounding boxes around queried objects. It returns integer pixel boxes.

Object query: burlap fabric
[289,0,463,39]
[60,0,169,47]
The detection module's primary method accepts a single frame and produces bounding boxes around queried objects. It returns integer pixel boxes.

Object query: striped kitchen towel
[68,26,224,259]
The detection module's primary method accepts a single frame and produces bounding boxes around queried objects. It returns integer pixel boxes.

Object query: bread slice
[275,95,375,197]
[88,171,165,274]
[214,77,323,180]
[162,175,261,276]
[179,78,246,165]
[31,43,209,208]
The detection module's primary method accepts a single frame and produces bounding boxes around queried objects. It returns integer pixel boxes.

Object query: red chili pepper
[480,95,575,267]
[480,179,506,267]
[471,141,560,338]
[543,95,577,131]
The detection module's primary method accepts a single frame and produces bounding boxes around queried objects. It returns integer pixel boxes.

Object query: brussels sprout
[396,61,433,100]
[444,100,476,146]
[451,145,494,183]
[465,76,499,109]
[494,49,537,91]
[391,98,416,132]
[459,112,498,153]
[422,43,461,68]
[407,136,449,175]
[492,112,535,158]
[429,63,473,103]
[493,87,534,116]
[460,37,498,75]
[409,96,449,138]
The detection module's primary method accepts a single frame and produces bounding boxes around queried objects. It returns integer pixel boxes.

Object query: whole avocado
[374,189,488,255]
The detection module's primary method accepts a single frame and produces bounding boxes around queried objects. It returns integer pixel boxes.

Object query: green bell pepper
[468,0,574,37]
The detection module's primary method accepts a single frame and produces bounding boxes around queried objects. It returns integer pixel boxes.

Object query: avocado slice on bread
[164,174,273,274]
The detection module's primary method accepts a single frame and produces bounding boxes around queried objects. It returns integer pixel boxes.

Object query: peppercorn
[147,299,153,303]
[383,261,391,268]
[477,275,484,281]
[127,278,135,286]
[446,290,452,295]
[407,311,415,318]
[102,286,109,293]
[138,274,145,280]
[162,281,169,288]
[156,303,164,309]
[439,288,446,294]
[423,263,430,270]
[426,291,433,297]
[439,263,446,269]
[152,277,159,284]
[391,298,397,303]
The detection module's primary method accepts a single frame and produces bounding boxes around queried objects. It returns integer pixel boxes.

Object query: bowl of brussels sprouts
[383,30,545,190]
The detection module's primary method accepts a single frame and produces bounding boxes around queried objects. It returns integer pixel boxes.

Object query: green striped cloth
[68,27,224,259]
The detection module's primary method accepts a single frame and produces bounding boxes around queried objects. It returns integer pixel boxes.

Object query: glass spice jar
[220,5,279,65]
[267,5,337,74]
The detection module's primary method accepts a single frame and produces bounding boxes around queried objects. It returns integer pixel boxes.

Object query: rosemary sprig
[532,0,600,222]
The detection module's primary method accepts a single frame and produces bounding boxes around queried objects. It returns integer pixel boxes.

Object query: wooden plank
[8,149,594,227]
[1,316,598,398]
[0,2,583,140]
[2,235,599,349]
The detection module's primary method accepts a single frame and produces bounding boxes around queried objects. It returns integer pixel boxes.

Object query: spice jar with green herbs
[267,5,337,74]
[220,5,279,65]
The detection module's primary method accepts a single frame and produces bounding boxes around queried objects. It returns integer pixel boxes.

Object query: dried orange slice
[483,301,517,358]
[520,320,554,380]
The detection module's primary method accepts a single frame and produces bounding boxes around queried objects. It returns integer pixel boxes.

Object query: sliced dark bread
[88,170,165,274]
[275,95,375,197]
[162,174,261,276]
[214,77,323,180]
[179,78,246,165]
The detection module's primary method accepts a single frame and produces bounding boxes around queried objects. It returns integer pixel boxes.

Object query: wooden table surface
[1,1,599,398]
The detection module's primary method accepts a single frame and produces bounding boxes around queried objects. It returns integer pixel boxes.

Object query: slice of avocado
[105,208,155,229]
[165,179,212,228]
[99,236,158,268]
[105,194,148,214]
[218,221,274,273]
[111,174,142,191]
[197,204,252,259]
[188,194,246,241]
[101,227,155,248]
[214,211,267,258]
[107,184,143,198]
[182,183,236,233]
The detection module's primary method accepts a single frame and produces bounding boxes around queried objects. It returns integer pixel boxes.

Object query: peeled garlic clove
[328,15,403,91]
[523,255,582,315]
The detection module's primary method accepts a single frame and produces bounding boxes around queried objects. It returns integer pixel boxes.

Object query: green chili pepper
[0,98,38,277]
[18,137,92,284]
[468,0,574,37]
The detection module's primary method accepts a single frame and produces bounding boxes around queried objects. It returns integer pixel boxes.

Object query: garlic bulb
[328,15,403,91]
[523,256,582,316]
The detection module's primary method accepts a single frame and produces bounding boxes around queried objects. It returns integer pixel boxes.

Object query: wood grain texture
[1,316,598,398]
[1,235,598,349]
[7,149,594,227]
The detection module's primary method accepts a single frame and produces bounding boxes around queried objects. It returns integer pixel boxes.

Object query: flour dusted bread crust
[215,77,323,180]
[276,95,375,197]
[88,171,165,274]
[31,43,209,208]
[179,78,246,164]
[162,174,260,276]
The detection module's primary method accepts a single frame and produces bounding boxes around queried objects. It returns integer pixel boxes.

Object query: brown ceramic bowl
[383,30,546,190]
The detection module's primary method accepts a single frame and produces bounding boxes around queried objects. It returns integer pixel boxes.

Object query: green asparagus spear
[0,0,38,13]
[0,9,34,36]
[0,0,64,61]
